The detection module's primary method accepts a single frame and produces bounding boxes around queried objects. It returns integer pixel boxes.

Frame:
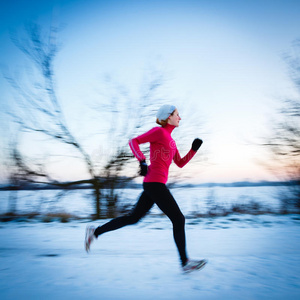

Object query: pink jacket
[129,123,196,184]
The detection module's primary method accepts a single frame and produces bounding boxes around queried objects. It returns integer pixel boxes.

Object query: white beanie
[156,104,176,122]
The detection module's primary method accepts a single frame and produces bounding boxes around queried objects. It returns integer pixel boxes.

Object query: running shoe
[182,259,207,273]
[85,225,95,253]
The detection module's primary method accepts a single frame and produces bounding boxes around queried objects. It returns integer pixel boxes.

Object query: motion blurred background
[0,0,299,218]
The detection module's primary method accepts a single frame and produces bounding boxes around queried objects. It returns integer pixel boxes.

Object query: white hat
[156,104,176,122]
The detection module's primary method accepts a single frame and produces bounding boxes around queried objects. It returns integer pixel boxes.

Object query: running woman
[85,104,206,272]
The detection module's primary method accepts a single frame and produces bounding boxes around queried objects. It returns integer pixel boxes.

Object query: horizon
[0,177,294,190]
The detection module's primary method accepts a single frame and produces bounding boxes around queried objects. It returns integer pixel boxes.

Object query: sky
[0,0,300,184]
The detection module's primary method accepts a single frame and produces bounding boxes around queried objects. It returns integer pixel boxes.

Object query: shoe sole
[195,260,207,270]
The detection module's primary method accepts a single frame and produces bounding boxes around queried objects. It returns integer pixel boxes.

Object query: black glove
[139,160,148,176]
[191,138,203,151]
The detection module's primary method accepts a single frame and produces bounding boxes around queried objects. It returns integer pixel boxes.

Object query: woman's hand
[139,160,148,176]
[191,138,203,151]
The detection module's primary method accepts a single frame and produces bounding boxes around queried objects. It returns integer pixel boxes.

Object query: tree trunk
[93,180,101,219]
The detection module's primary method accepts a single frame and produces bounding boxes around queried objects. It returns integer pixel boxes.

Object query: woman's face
[168,109,181,127]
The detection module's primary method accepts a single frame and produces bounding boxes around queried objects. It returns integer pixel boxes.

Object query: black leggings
[94,182,188,265]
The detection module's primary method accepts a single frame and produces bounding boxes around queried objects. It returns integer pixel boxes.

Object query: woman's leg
[143,182,188,266]
[94,191,154,238]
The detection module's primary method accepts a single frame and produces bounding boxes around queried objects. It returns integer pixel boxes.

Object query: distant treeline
[0,180,297,191]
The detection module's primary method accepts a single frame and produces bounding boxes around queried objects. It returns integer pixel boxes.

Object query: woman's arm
[173,138,203,168]
[173,148,197,168]
[129,127,160,161]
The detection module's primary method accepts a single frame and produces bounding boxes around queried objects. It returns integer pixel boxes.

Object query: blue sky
[1,0,300,183]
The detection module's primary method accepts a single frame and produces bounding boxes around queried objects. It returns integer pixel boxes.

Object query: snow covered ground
[0,214,299,299]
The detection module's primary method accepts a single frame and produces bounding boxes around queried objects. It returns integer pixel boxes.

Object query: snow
[0,214,300,299]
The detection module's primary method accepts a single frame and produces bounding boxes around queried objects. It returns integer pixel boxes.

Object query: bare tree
[4,22,205,219]
[4,23,134,218]
[263,40,300,212]
[3,23,168,218]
